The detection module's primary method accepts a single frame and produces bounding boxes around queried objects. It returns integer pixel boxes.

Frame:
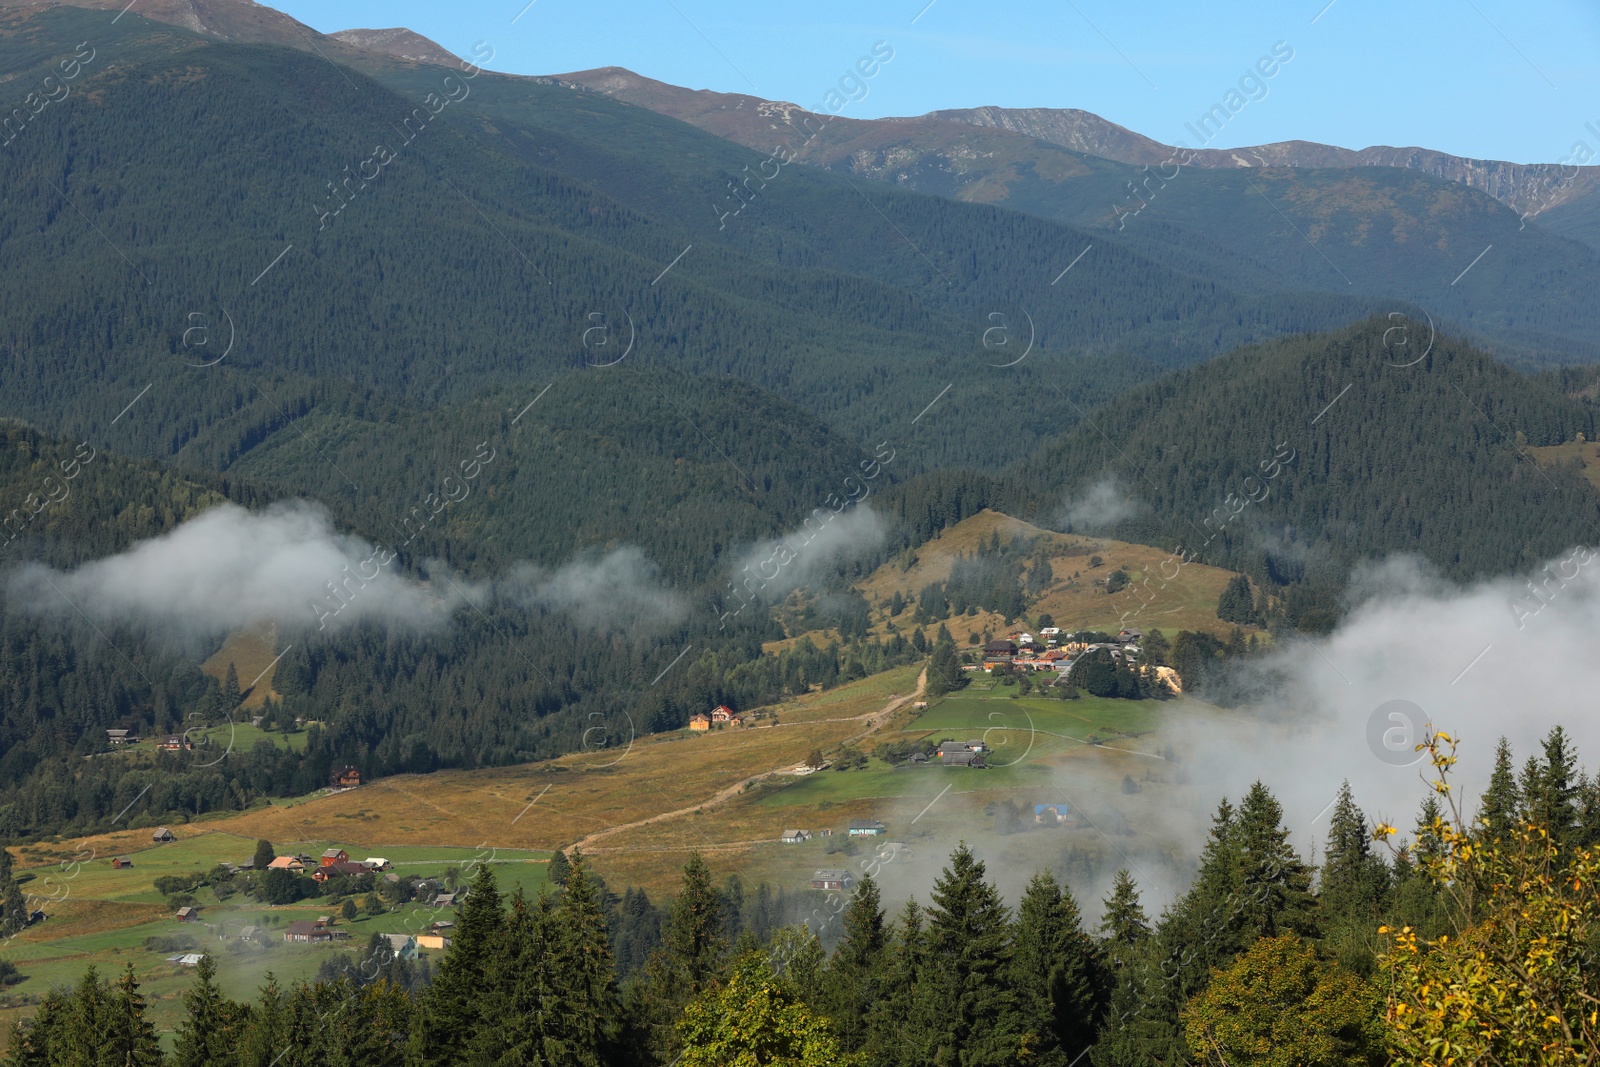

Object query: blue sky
[274,0,1599,165]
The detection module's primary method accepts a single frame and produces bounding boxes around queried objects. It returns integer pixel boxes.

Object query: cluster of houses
[975,628,1145,677]
[782,819,886,846]
[281,911,453,949]
[104,730,364,789]
[688,704,744,731]
[257,848,392,884]
[107,730,195,750]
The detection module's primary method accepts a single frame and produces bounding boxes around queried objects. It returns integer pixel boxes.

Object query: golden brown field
[199,619,284,708]
[1527,439,1600,493]
[853,509,1258,642]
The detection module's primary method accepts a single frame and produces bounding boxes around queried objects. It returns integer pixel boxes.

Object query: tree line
[10,728,1597,1065]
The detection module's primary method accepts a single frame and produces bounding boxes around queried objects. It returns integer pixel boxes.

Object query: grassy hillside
[852,509,1253,643]
[1,658,1209,1050]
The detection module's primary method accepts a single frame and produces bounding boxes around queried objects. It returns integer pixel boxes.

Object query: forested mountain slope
[1009,317,1600,589]
[0,6,1389,475]
[0,386,911,838]
[557,67,1600,365]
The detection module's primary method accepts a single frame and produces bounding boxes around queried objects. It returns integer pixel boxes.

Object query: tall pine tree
[823,875,888,1055]
[172,955,245,1067]
[1011,871,1103,1066]
[412,862,504,1066]
[1477,736,1522,842]
[917,845,1024,1066]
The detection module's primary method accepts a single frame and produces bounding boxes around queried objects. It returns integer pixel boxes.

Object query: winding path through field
[568,667,927,854]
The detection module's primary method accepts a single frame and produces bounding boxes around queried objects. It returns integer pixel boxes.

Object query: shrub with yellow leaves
[1376,730,1600,1066]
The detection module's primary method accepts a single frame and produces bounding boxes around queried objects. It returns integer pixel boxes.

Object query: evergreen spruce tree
[106,964,162,1067]
[1011,871,1102,1066]
[823,875,888,1054]
[659,853,727,997]
[252,838,275,873]
[1320,781,1379,904]
[720,875,746,945]
[5,986,65,1067]
[641,852,729,1063]
[1099,870,1150,958]
[866,900,929,1067]
[1476,736,1522,843]
[58,966,111,1067]
[222,662,242,706]
[1233,782,1319,941]
[0,848,27,937]
[471,887,554,1066]
[548,854,624,1066]
[172,955,245,1067]
[236,974,290,1067]
[918,845,1024,1066]
[412,862,505,1066]
[1117,799,1244,1064]
[548,847,572,886]
[1414,795,1446,866]
[1577,774,1600,849]
[1216,575,1256,624]
[1525,726,1582,850]
[1319,781,1389,974]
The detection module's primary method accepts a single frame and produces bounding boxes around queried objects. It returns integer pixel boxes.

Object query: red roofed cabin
[312,861,369,884]
[710,704,740,725]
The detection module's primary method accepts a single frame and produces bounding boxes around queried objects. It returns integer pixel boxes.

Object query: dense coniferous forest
[1006,317,1600,597]
[5,730,1597,1065]
[0,7,1397,477]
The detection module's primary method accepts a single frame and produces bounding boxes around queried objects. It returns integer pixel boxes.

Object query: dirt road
[569,667,927,853]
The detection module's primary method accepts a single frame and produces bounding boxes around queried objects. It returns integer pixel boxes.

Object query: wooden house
[779,829,811,844]
[811,869,853,891]
[158,735,191,752]
[329,765,362,789]
[312,860,368,883]
[382,934,420,959]
[151,827,176,843]
[688,714,711,732]
[267,855,305,871]
[320,849,349,866]
[937,741,986,768]
[106,728,136,745]
[111,856,133,869]
[284,920,334,943]
[175,906,199,922]
[710,704,736,723]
